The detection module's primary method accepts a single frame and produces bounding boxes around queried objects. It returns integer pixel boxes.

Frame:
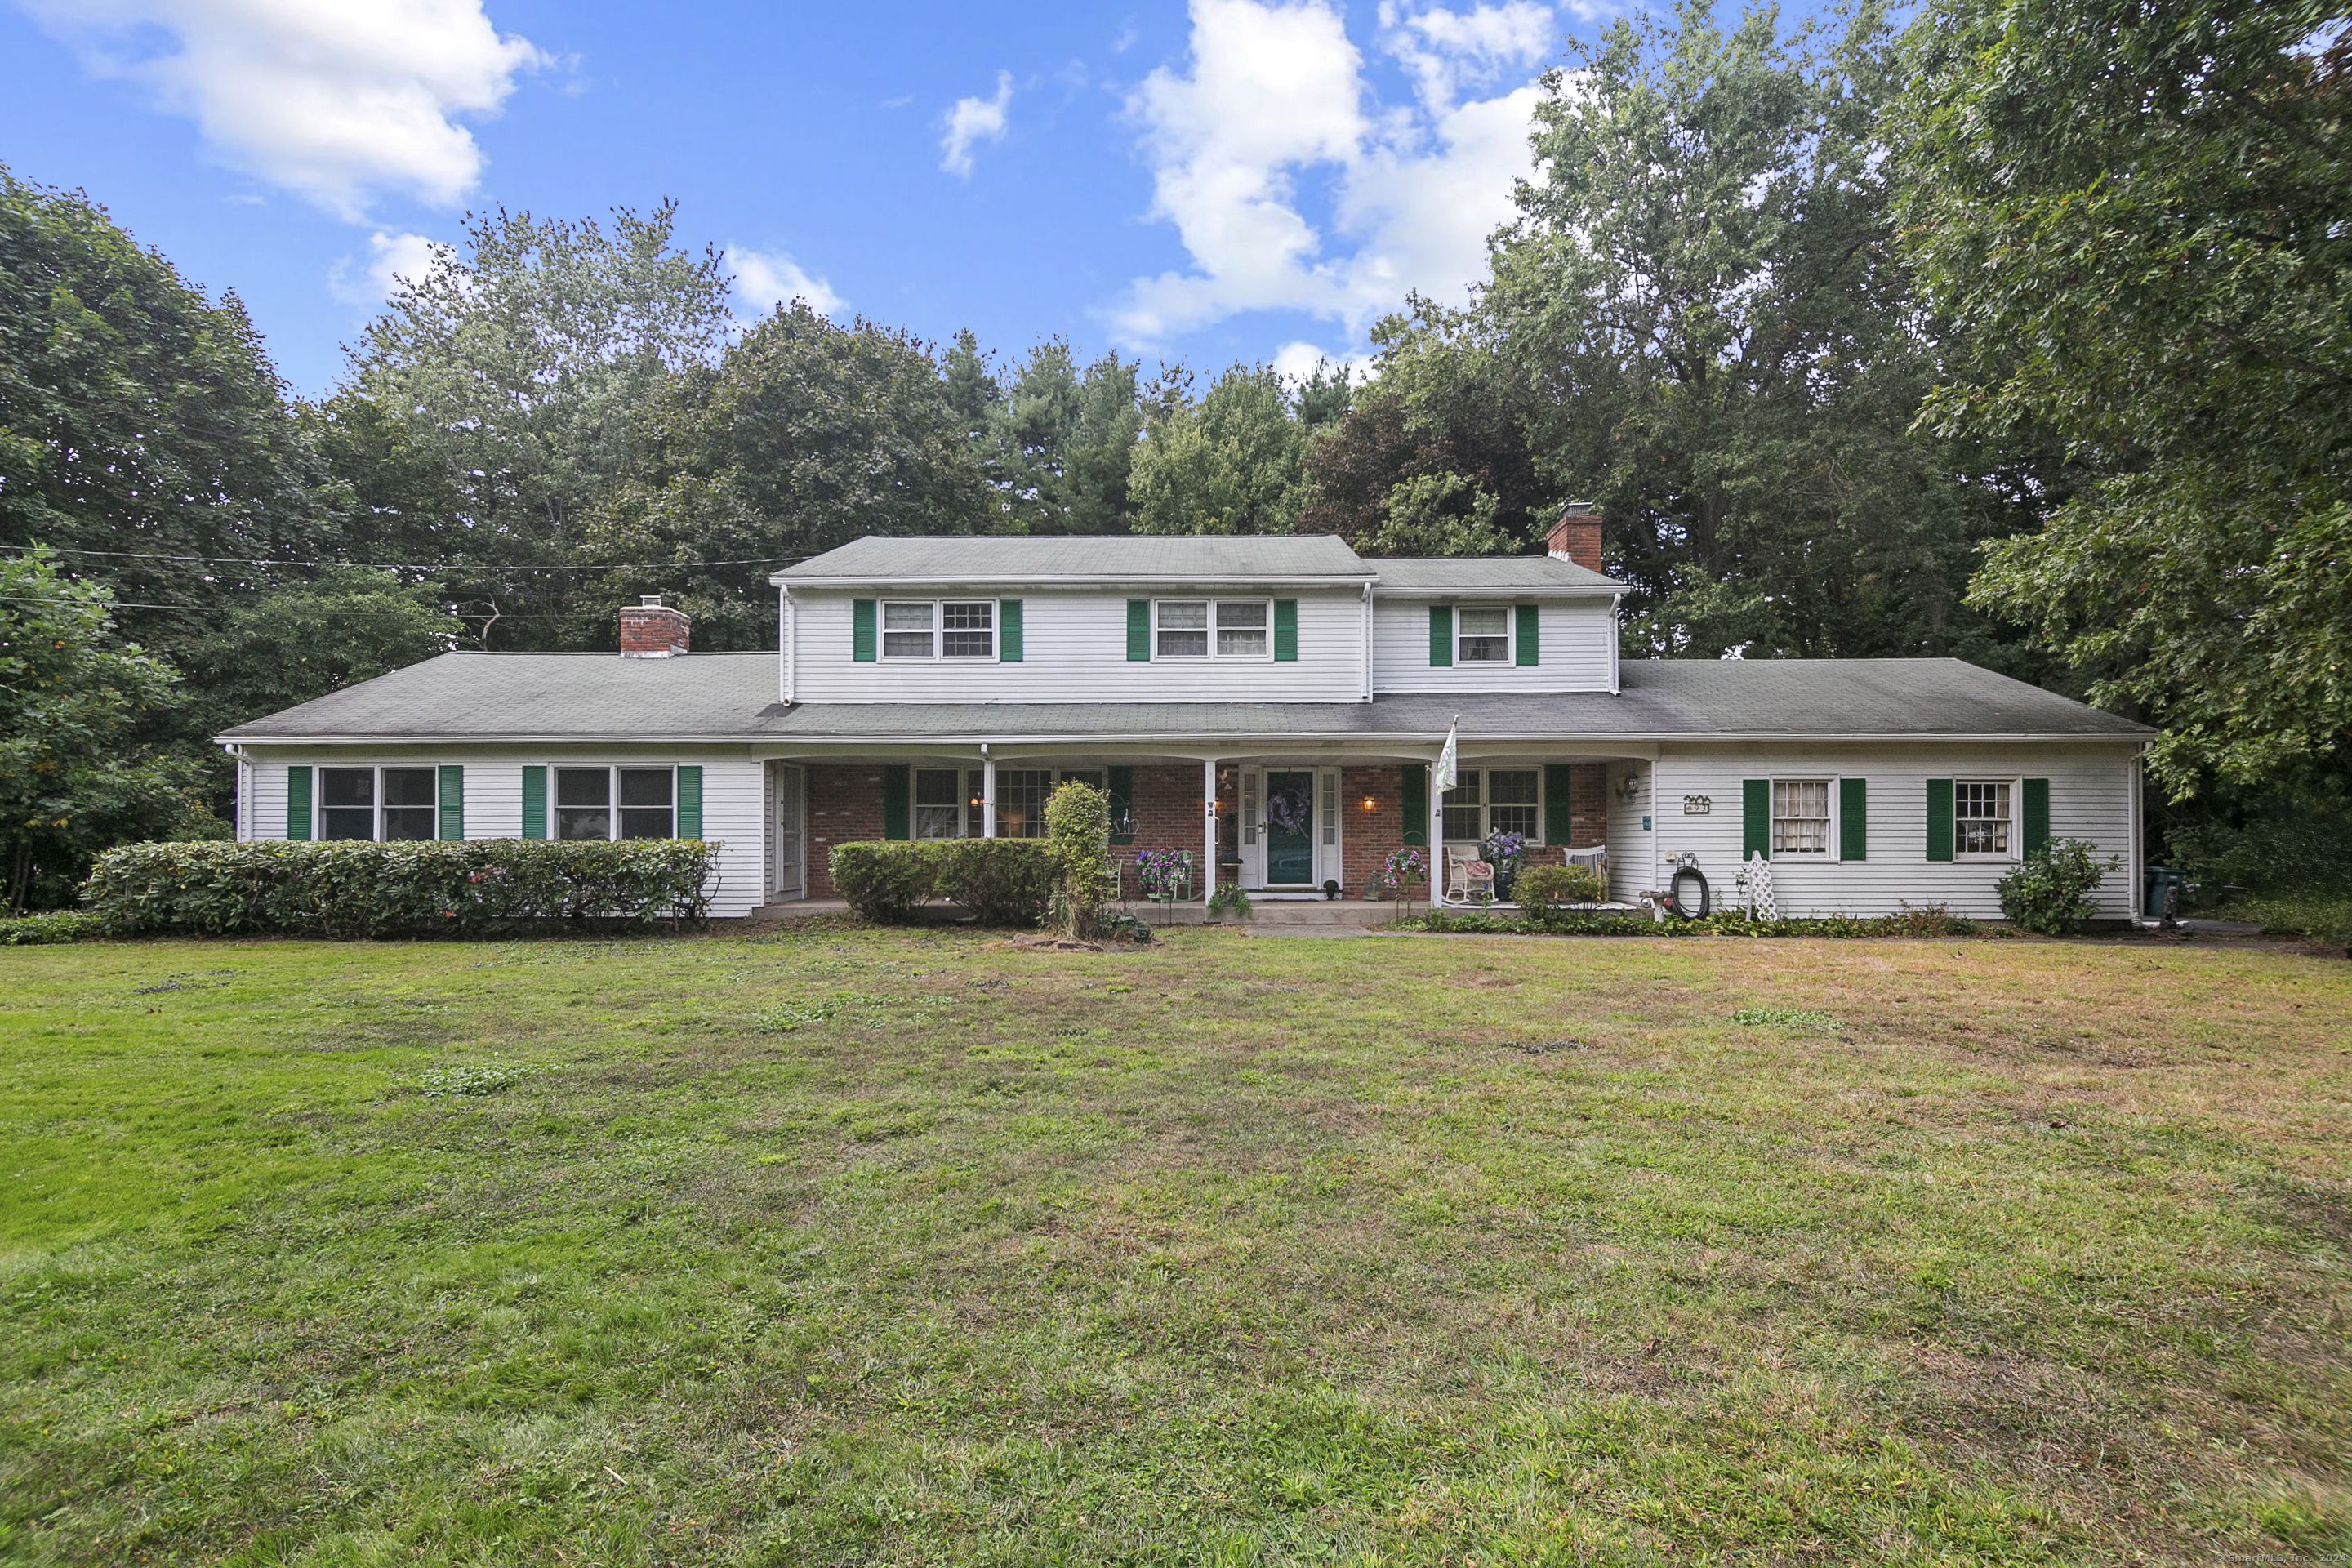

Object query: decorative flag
[1435,716,1459,791]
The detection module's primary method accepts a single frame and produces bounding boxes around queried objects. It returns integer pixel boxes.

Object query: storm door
[1263,769,1317,887]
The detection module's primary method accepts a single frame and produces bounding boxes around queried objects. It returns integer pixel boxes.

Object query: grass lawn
[2,927,2348,1566]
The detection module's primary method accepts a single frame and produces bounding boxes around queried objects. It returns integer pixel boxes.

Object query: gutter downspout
[1361,582,1374,702]
[778,586,795,705]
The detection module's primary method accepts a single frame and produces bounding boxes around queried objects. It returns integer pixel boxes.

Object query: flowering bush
[1134,848,1194,902]
[1370,846,1427,904]
[1480,831,1529,899]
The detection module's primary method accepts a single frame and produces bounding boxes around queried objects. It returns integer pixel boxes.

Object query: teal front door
[1264,770,1315,885]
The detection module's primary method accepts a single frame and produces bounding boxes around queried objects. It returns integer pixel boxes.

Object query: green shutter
[1515,604,1539,666]
[853,599,876,661]
[675,765,703,840]
[437,764,465,840]
[521,765,547,840]
[1926,779,1954,862]
[1743,778,1771,861]
[882,765,911,840]
[1544,764,1573,846]
[1107,764,1135,844]
[2023,777,2050,855]
[1127,599,1151,661]
[999,599,1023,662]
[1401,763,1428,846]
[1273,598,1298,662]
[285,765,312,840]
[1428,605,1453,666]
[1838,777,1866,861]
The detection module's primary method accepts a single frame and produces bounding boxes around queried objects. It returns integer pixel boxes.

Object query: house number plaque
[1682,795,1713,815]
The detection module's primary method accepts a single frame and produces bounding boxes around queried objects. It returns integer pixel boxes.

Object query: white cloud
[1112,0,1557,346]
[1272,340,1377,384]
[328,229,440,306]
[728,246,846,321]
[22,0,545,220]
[939,71,1013,179]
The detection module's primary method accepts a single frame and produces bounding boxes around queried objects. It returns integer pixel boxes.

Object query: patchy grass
[2,929,2348,1566]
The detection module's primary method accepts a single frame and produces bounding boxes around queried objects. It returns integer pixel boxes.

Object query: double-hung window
[1955,781,2011,858]
[882,600,994,659]
[995,769,1053,838]
[319,765,438,841]
[555,766,676,840]
[1458,607,1511,663]
[1440,768,1539,843]
[1155,599,1269,660]
[1771,780,1832,855]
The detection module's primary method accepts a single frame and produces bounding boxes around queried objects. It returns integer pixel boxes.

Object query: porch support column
[981,754,996,838]
[1202,757,1218,906]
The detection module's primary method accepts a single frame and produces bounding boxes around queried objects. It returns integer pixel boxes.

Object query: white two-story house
[218,507,2155,921]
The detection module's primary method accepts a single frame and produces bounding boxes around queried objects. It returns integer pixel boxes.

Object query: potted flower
[1481,831,1529,902]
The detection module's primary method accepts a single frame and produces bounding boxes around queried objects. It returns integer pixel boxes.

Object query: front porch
[757,749,1631,910]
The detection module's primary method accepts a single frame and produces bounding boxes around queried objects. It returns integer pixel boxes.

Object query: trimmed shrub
[830,840,937,924]
[936,839,1057,926]
[828,839,1059,927]
[80,839,717,939]
[1515,863,1606,907]
[1996,838,2118,935]
[1045,781,1114,938]
[0,909,101,945]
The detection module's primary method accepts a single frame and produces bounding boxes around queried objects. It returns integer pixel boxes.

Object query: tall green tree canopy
[1892,0,2352,787]
[1448,1,2052,665]
[342,202,731,648]
[0,550,189,911]
[584,304,991,648]
[0,167,333,657]
[1131,362,1346,537]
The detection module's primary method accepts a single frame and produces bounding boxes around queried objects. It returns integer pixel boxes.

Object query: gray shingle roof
[220,653,2150,743]
[779,534,1374,583]
[1365,555,1621,590]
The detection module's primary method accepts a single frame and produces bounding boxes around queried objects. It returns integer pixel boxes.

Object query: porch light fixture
[1361,795,1376,812]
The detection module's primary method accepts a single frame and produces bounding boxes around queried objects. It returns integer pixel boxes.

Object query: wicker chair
[1445,847,1494,902]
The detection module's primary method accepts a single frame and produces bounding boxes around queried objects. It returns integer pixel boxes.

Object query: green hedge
[0,910,102,945]
[80,840,718,939]
[828,839,1058,926]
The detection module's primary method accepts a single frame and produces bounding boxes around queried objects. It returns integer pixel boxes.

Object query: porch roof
[219,653,2153,745]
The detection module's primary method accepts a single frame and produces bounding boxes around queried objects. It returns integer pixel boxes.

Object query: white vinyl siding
[1373,598,1615,693]
[234,747,771,918]
[792,590,1365,702]
[1645,745,2137,920]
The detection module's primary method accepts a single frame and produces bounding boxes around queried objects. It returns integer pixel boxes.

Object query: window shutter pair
[286,764,464,840]
[1745,777,1869,861]
[856,597,1022,659]
[883,765,911,840]
[1424,604,1537,666]
[1543,764,1574,846]
[1107,765,1135,844]
[1401,763,1428,845]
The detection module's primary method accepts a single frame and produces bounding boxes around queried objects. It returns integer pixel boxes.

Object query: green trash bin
[2145,866,2185,920]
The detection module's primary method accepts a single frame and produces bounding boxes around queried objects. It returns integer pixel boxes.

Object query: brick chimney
[1547,501,1606,574]
[618,595,690,658]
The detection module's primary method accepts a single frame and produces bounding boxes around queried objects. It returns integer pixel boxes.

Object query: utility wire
[23,546,805,571]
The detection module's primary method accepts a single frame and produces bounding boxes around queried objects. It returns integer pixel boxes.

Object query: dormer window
[882,600,993,659]
[1155,599,1270,660]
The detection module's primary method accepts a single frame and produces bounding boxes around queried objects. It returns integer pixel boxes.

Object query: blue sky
[2,0,1624,397]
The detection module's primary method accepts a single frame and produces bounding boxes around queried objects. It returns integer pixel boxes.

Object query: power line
[20,546,805,572]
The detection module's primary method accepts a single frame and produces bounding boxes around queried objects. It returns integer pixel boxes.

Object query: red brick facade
[800,758,1606,902]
